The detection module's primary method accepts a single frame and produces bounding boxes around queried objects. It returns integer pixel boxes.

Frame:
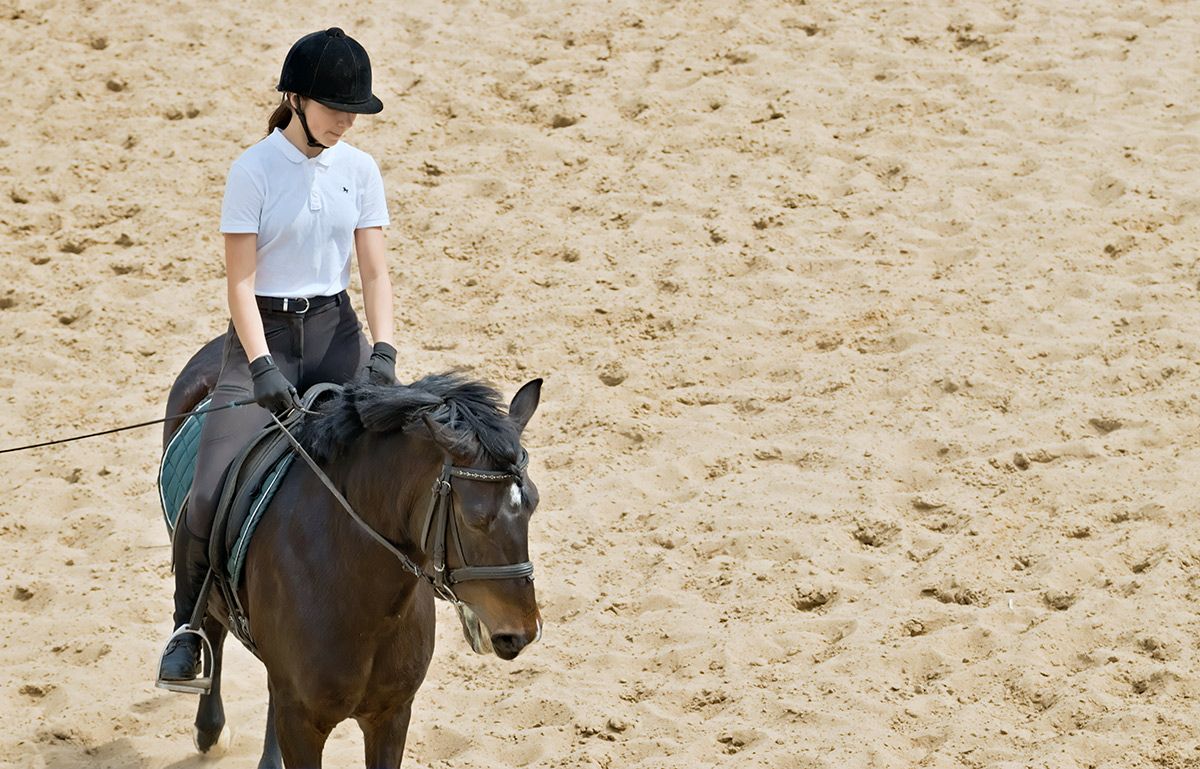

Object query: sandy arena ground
[3,0,1200,767]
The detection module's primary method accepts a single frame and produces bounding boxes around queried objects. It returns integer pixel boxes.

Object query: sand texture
[3,0,1200,767]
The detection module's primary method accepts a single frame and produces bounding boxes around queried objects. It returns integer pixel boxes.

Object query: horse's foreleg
[272,694,331,769]
[360,699,415,769]
[256,690,283,769]
[193,615,227,753]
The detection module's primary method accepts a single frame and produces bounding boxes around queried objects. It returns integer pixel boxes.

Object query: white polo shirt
[219,129,389,298]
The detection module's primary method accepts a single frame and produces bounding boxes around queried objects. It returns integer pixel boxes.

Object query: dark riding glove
[360,341,398,385]
[249,355,301,415]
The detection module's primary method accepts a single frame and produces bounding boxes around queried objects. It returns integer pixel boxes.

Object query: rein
[0,398,256,456]
[267,411,534,603]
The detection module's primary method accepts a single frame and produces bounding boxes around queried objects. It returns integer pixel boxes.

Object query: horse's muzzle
[454,601,541,659]
[491,615,543,660]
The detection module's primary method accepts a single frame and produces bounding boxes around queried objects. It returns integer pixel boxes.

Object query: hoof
[194,725,232,756]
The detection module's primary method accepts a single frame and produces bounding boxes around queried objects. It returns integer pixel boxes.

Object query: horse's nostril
[491,634,527,660]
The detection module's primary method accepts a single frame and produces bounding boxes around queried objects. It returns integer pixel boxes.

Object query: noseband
[418,451,534,601]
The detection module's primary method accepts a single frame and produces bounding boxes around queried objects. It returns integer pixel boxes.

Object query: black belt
[255,292,345,315]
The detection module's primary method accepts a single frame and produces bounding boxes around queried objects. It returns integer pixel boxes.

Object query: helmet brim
[310,95,384,114]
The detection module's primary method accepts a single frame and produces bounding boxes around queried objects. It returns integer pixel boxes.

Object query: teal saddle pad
[158,398,295,589]
[158,396,211,534]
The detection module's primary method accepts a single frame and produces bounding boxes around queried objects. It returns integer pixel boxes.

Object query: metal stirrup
[155,625,215,695]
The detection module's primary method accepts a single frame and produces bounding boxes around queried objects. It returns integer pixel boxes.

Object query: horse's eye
[456,494,497,527]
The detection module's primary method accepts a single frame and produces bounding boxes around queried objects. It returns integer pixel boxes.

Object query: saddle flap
[212,427,297,572]
[212,383,343,582]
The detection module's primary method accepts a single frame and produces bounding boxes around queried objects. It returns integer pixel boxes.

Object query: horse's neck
[331,433,442,554]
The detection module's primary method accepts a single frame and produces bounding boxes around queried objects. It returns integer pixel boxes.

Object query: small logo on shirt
[342,187,349,193]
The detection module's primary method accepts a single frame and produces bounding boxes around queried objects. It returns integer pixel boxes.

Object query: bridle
[417,451,534,601]
[270,412,534,604]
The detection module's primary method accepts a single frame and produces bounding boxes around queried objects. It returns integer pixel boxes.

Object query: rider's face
[294,96,357,147]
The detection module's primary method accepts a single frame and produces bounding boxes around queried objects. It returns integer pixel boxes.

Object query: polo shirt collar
[269,128,334,167]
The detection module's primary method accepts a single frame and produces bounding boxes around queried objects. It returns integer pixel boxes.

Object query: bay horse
[161,338,543,767]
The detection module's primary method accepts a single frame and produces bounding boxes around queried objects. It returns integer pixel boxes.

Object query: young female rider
[157,28,398,686]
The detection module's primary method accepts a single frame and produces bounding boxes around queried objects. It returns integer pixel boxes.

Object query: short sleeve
[356,158,389,229]
[220,162,263,234]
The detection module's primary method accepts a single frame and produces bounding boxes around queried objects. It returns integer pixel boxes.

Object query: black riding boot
[158,525,211,682]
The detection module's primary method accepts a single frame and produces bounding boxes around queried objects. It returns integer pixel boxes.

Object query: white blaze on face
[506,481,522,511]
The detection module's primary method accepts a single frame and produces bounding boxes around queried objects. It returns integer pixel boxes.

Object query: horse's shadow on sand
[38,738,145,769]
[39,736,232,769]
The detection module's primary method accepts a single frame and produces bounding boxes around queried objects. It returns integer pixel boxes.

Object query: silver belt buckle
[282,297,310,314]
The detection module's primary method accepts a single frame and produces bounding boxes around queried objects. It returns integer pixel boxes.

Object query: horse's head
[421,378,543,660]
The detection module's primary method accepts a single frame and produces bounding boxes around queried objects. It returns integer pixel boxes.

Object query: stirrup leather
[154,625,214,695]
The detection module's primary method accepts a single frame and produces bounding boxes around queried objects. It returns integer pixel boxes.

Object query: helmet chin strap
[291,95,327,150]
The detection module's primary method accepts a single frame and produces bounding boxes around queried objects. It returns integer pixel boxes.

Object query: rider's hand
[249,355,301,415]
[359,341,397,385]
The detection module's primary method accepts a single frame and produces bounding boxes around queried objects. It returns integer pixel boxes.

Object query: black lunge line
[0,398,257,456]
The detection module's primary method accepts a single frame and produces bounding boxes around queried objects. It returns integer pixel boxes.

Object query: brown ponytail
[267,94,293,134]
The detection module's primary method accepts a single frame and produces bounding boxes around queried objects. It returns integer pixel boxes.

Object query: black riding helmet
[277,28,383,115]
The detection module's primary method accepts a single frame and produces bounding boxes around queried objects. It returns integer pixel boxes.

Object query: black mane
[297,373,523,465]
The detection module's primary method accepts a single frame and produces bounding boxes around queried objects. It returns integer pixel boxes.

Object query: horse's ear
[422,414,463,455]
[509,379,542,435]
